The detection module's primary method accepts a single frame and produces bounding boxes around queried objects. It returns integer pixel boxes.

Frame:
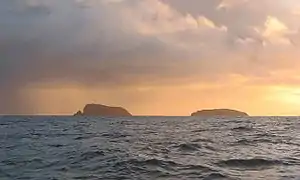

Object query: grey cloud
[162,0,298,42]
[1,0,300,113]
[0,0,211,88]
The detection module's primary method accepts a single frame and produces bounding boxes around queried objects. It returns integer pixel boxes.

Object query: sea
[0,116,299,180]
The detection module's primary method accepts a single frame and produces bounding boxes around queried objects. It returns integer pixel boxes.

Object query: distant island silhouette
[74,104,132,117]
[73,104,248,117]
[191,109,249,117]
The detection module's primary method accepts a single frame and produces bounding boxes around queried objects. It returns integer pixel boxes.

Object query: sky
[1,0,300,115]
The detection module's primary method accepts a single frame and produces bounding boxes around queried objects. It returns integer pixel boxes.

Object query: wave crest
[218,158,282,169]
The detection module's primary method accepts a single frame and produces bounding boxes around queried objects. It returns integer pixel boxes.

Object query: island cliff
[74,104,132,117]
[191,109,249,117]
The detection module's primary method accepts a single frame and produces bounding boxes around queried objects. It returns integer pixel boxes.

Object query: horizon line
[1,114,300,117]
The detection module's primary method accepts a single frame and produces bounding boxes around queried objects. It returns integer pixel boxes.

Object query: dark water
[0,116,300,180]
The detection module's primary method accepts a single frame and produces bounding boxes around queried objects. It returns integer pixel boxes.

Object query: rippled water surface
[0,116,300,179]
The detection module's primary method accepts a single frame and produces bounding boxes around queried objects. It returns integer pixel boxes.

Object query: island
[74,104,132,117]
[191,109,249,117]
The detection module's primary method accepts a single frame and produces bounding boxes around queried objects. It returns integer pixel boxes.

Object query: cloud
[254,16,291,45]
[217,0,249,9]
[1,0,300,114]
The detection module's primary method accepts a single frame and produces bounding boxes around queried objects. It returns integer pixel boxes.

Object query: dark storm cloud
[0,0,198,114]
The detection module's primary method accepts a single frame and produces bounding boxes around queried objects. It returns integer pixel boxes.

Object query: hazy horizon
[2,0,300,116]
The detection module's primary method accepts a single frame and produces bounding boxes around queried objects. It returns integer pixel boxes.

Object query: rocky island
[74,104,132,117]
[191,109,249,117]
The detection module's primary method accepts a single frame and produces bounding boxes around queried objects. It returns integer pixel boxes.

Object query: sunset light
[2,1,300,179]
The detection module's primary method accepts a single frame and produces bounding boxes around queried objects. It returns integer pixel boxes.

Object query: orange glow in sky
[1,0,300,115]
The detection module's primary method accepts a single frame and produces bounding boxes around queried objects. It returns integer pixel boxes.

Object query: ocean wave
[74,135,96,140]
[101,132,130,139]
[1,116,300,179]
[114,158,179,169]
[233,138,300,147]
[114,158,212,172]
[0,168,12,178]
[203,172,228,180]
[191,138,214,143]
[218,158,282,169]
[175,143,201,152]
[79,151,105,161]
[231,126,253,131]
[232,138,275,145]
[2,157,45,169]
[47,144,64,148]
[283,157,300,165]
[191,129,207,133]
